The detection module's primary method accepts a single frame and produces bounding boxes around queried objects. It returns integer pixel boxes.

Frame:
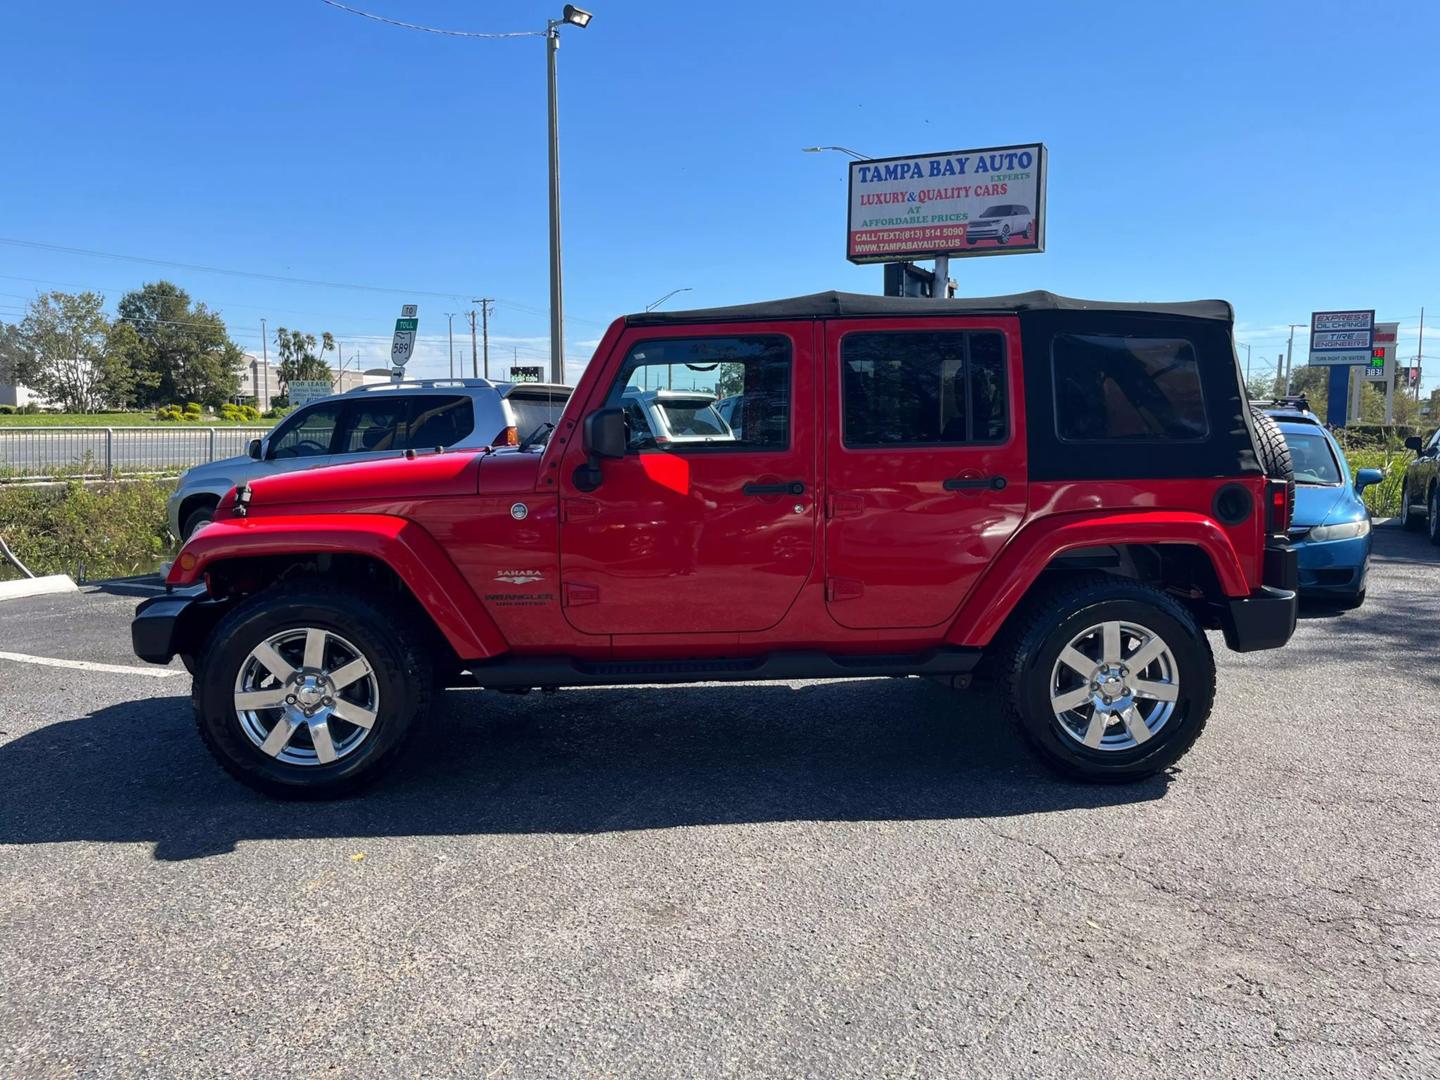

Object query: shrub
[184,402,202,416]
[18,402,41,415]
[155,405,184,422]
[0,478,175,582]
[0,404,14,415]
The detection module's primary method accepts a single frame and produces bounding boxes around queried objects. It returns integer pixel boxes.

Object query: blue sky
[2,0,1437,392]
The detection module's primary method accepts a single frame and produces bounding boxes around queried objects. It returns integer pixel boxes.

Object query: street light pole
[544,7,591,385]
[546,20,564,384]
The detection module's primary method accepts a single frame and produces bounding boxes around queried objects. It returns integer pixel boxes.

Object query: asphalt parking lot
[1,524,1436,1079]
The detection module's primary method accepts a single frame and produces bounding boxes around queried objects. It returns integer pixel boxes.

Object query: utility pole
[1241,343,1252,390]
[468,309,479,379]
[473,298,494,380]
[259,317,268,410]
[445,313,456,379]
[1417,307,1426,402]
[1283,323,1304,395]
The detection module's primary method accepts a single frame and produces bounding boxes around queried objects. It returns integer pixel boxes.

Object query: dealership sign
[847,143,1047,264]
[1307,309,1375,366]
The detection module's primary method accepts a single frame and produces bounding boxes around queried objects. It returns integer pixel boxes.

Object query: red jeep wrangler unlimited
[133,291,1298,797]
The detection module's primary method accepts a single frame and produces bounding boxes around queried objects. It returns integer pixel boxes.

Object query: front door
[559,324,816,636]
[822,318,1028,630]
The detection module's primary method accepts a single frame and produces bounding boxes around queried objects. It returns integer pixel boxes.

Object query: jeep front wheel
[999,576,1214,782]
[194,583,433,798]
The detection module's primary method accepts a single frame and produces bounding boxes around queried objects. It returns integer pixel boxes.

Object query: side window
[338,398,408,454]
[405,395,474,449]
[841,331,1007,447]
[268,403,342,459]
[1052,333,1207,442]
[604,335,791,452]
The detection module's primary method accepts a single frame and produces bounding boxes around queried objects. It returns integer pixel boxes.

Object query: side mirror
[1355,467,1384,492]
[247,438,263,461]
[584,408,627,460]
[574,408,627,492]
[1404,436,1423,453]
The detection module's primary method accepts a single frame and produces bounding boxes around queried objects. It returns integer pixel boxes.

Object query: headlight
[1308,518,1371,542]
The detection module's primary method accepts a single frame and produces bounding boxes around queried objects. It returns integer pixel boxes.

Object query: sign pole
[933,254,949,299]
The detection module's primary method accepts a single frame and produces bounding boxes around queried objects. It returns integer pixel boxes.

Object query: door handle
[943,476,1007,491]
[743,481,806,496]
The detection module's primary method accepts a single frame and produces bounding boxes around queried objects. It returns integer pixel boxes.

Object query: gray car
[168,378,570,539]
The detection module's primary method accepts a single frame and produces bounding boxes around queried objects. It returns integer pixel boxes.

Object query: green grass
[0,412,266,427]
[0,478,176,582]
[1341,446,1407,518]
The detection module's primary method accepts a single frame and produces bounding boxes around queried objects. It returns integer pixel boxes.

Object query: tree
[14,291,133,412]
[273,327,335,392]
[115,281,244,407]
[1,320,31,401]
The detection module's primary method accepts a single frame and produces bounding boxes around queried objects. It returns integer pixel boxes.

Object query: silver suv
[168,378,571,539]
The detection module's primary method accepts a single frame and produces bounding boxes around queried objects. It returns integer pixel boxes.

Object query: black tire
[1400,477,1423,530]
[1429,486,1440,547]
[181,504,216,540]
[996,574,1215,783]
[1249,405,1295,523]
[998,225,1011,245]
[193,581,434,798]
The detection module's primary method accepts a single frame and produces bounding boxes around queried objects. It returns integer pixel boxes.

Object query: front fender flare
[946,510,1250,647]
[166,513,507,660]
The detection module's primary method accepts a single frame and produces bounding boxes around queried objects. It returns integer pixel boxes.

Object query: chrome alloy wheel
[1048,620,1179,751]
[233,628,379,766]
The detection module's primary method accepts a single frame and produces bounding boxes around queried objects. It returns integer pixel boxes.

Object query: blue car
[1264,407,1383,608]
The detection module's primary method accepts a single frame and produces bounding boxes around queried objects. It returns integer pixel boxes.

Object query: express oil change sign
[846,143,1047,264]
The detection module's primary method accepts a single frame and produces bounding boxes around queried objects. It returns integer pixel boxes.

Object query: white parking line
[0,651,184,678]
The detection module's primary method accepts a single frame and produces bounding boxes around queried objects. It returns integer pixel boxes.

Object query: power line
[0,237,474,302]
[317,0,542,39]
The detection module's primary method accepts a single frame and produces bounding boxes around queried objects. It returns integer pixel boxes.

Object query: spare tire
[1249,405,1295,524]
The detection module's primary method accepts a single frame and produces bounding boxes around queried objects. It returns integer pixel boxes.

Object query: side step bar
[462,647,982,690]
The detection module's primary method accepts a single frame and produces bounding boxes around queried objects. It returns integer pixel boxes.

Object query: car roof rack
[343,378,496,393]
[1257,394,1313,413]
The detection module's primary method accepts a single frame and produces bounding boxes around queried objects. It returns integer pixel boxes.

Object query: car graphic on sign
[966,204,1034,245]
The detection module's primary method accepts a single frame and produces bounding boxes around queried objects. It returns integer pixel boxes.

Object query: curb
[0,574,79,601]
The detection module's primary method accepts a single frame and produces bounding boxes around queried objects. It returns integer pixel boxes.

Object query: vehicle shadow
[0,678,1169,861]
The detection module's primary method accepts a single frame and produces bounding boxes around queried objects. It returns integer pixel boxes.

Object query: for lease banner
[847,143,1047,264]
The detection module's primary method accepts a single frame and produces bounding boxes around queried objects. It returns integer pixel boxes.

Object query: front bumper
[1293,533,1371,597]
[131,587,229,665]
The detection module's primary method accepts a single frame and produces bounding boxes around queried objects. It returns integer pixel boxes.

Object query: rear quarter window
[1052,333,1207,441]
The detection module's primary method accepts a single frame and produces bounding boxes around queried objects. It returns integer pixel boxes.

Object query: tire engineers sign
[1307,309,1375,367]
[847,143,1047,264]
[391,304,418,371]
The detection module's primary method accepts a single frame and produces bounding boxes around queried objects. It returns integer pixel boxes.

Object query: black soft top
[625,290,1233,327]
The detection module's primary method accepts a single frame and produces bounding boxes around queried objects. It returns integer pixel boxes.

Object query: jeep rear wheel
[998,576,1214,782]
[194,583,433,798]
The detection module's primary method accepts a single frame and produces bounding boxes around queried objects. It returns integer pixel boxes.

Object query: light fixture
[562,5,593,27]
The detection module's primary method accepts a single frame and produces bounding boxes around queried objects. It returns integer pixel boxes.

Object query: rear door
[822,319,1028,630]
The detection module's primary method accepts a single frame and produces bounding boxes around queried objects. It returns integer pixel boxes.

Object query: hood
[1292,484,1359,528]
[182,453,251,484]
[240,449,487,511]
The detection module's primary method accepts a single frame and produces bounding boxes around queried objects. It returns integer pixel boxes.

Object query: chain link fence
[0,427,269,481]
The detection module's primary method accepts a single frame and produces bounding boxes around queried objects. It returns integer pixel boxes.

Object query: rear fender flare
[166,514,507,660]
[946,510,1249,647]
